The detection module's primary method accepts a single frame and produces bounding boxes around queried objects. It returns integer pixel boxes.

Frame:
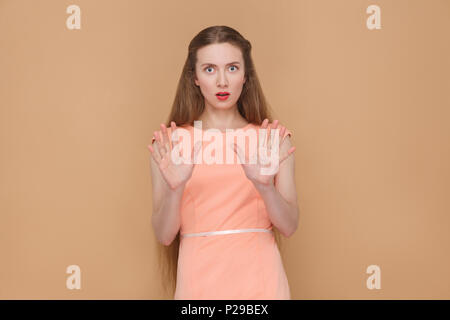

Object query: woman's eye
[204,66,238,73]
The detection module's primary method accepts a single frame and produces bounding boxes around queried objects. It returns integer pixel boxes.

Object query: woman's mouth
[216,92,230,101]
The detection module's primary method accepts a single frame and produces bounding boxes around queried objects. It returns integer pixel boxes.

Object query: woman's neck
[197,113,248,131]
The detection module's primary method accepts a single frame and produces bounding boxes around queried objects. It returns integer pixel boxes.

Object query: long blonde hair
[155,25,286,298]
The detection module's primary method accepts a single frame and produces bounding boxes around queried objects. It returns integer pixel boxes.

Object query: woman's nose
[216,70,228,86]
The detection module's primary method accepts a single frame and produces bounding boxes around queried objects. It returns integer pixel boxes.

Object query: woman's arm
[149,144,185,246]
[255,135,299,237]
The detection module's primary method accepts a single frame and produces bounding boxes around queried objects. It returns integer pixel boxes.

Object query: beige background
[1,0,449,299]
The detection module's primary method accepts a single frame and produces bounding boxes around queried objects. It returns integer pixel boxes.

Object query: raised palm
[232,119,296,187]
[148,122,201,190]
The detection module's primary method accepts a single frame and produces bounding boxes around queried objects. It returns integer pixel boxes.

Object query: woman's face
[194,42,246,110]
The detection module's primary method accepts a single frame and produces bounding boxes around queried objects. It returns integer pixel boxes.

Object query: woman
[147,26,299,299]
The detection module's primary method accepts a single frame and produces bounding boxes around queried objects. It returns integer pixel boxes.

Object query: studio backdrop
[1,0,449,299]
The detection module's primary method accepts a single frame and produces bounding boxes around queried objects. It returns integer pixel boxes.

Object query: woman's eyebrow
[200,61,241,67]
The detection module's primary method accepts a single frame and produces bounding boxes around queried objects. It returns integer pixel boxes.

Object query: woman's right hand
[148,121,201,190]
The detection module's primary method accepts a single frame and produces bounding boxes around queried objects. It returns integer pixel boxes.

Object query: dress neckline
[189,122,252,133]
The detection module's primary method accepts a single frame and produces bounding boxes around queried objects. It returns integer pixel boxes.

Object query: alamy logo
[366,265,381,289]
[366,5,381,30]
[168,120,281,176]
[66,5,81,30]
[66,265,81,290]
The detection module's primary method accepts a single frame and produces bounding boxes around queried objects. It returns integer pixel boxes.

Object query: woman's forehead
[196,43,243,64]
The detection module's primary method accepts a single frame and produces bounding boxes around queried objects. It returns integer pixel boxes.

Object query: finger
[191,140,202,164]
[170,121,182,159]
[153,131,166,159]
[148,143,162,164]
[150,147,162,165]
[248,142,258,164]
[279,146,296,164]
[268,120,279,150]
[267,120,278,150]
[272,119,279,129]
[261,118,269,148]
[194,140,202,155]
[161,123,171,153]
[258,122,270,165]
[170,121,180,150]
[279,126,286,141]
[147,143,156,158]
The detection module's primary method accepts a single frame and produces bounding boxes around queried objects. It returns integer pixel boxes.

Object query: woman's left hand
[231,119,296,188]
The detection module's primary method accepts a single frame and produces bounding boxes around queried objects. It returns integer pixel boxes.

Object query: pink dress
[152,123,292,299]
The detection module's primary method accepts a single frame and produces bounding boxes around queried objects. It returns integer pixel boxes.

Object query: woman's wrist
[252,180,275,193]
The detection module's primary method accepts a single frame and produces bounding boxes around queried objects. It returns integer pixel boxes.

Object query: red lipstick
[216,91,230,101]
